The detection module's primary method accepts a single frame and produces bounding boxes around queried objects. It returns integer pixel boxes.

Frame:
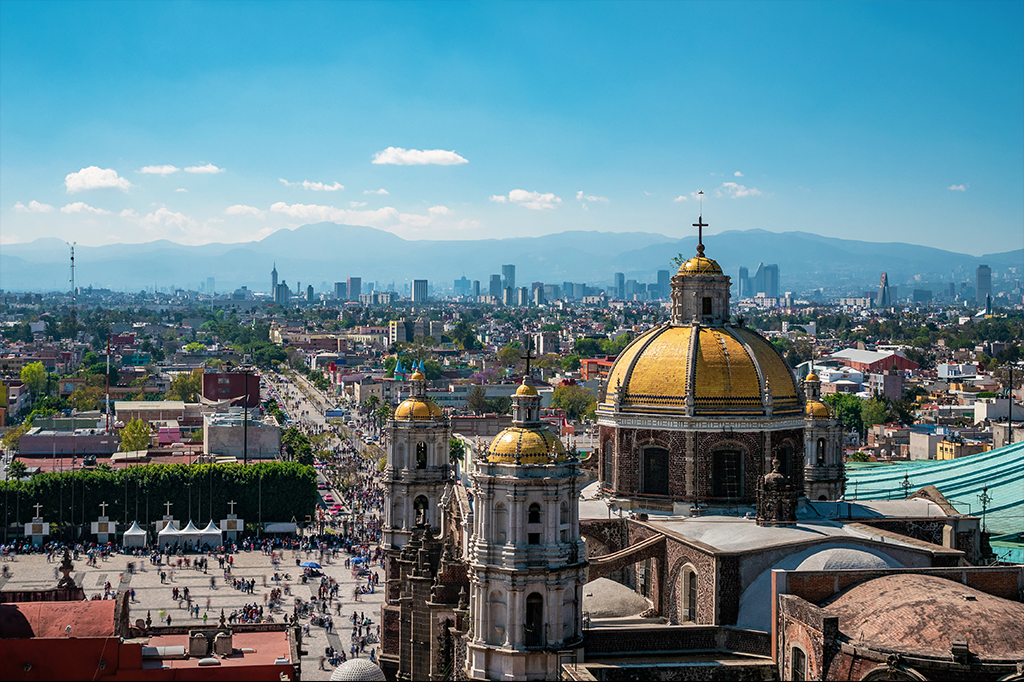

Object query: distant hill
[0,223,1017,294]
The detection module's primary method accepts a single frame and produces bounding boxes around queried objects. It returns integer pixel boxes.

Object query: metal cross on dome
[692,191,708,256]
[520,338,536,378]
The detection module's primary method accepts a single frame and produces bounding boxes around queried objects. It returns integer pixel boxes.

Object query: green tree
[497,343,523,367]
[486,396,512,415]
[822,393,865,436]
[120,418,152,452]
[449,437,465,465]
[383,356,398,378]
[551,384,598,421]
[6,459,27,479]
[561,355,581,371]
[861,396,890,428]
[423,359,443,380]
[1,423,30,453]
[848,451,871,462]
[184,341,206,354]
[466,385,489,414]
[20,361,47,398]
[167,369,203,402]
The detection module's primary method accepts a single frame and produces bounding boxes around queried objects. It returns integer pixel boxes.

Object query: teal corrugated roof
[846,440,1024,536]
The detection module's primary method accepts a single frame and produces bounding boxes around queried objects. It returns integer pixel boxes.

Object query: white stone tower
[466,377,586,681]
[382,370,450,549]
[802,373,846,501]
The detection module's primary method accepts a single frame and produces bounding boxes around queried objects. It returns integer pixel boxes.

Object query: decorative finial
[692,191,708,256]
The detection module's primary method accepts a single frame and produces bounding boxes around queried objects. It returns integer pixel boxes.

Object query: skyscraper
[206,277,215,295]
[614,272,625,300]
[412,279,428,302]
[489,274,502,299]
[306,285,314,303]
[750,263,780,298]
[271,263,278,296]
[877,272,891,307]
[657,270,670,299]
[334,282,346,299]
[976,264,992,305]
[502,264,516,292]
[472,280,480,298]
[737,266,749,298]
[347,277,362,300]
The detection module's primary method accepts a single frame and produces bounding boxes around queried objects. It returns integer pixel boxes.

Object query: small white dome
[329,658,387,682]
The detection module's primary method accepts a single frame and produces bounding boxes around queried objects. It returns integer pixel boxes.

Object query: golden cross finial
[692,191,708,256]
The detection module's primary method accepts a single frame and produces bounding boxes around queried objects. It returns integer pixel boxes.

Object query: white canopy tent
[179,520,202,549]
[122,521,147,548]
[157,521,180,548]
[199,520,222,548]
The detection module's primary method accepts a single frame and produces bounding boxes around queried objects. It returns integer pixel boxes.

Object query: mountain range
[1,223,1020,295]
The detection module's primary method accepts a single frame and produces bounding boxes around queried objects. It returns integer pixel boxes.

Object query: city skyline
[2,2,1022,253]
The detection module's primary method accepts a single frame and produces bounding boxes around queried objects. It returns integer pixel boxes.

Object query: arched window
[416,442,427,469]
[494,504,508,543]
[413,495,428,527]
[702,296,713,316]
[528,502,541,524]
[816,438,826,466]
[687,570,698,622]
[791,646,806,681]
[560,502,569,525]
[525,593,543,647]
[777,442,794,479]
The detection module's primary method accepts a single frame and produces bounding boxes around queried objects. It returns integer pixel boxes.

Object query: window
[641,447,670,496]
[560,503,569,525]
[416,442,427,469]
[777,443,794,478]
[528,533,540,545]
[413,496,428,527]
[525,593,543,647]
[602,441,614,489]
[686,569,698,622]
[817,438,826,466]
[528,503,541,524]
[702,297,713,316]
[712,451,743,499]
[791,647,806,681]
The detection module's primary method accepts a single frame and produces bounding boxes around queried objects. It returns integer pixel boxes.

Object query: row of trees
[0,461,317,528]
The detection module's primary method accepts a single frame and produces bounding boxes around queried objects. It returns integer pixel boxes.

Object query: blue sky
[1,0,1021,253]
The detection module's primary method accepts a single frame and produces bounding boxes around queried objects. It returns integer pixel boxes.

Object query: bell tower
[802,373,846,501]
[670,212,732,326]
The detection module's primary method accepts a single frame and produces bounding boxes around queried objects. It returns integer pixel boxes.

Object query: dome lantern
[670,211,731,327]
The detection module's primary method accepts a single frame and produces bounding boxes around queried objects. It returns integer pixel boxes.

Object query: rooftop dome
[409,370,426,381]
[677,255,723,276]
[805,372,820,382]
[824,573,1024,660]
[394,398,442,421]
[486,427,566,464]
[602,325,801,417]
[805,400,831,419]
[515,382,539,396]
[329,658,387,682]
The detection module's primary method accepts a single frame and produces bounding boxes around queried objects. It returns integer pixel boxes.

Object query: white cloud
[673,195,688,202]
[13,200,55,213]
[363,188,389,195]
[60,202,111,215]
[734,171,744,177]
[139,165,180,176]
[576,191,609,203]
[224,204,267,218]
[948,184,967,191]
[140,207,194,229]
[65,166,132,193]
[491,189,561,210]
[279,178,344,191]
[371,147,468,166]
[488,195,508,203]
[716,182,762,198]
[349,201,368,208]
[120,209,138,218]
[183,164,225,174]
[268,201,470,234]
[644,190,654,196]
[175,188,188,193]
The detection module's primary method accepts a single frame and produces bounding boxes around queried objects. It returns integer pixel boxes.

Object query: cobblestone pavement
[0,548,385,680]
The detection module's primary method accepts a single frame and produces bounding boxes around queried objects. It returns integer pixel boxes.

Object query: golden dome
[393,397,442,421]
[805,372,820,382]
[602,325,801,417]
[486,426,566,464]
[805,400,831,419]
[677,256,723,276]
[410,370,426,381]
[515,382,539,396]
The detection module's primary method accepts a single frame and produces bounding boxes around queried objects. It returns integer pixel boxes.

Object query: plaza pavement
[0,547,385,680]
